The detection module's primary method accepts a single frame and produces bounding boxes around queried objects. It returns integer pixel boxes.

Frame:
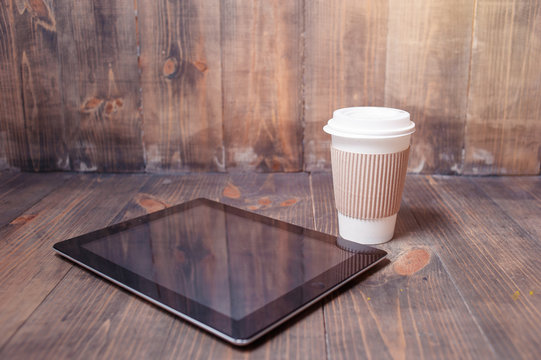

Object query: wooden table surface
[0,171,540,359]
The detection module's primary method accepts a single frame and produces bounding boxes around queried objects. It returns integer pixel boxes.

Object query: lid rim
[335,106,410,123]
[324,106,414,138]
[323,124,416,139]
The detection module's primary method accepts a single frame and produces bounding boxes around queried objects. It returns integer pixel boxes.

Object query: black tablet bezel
[53,198,387,345]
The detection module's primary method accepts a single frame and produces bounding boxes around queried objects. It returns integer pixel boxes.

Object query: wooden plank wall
[0,0,539,175]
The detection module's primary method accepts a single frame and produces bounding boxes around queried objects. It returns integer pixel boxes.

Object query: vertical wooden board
[3,0,67,171]
[55,0,144,172]
[0,136,11,170]
[310,173,495,359]
[138,0,224,172]
[304,0,388,171]
[0,1,24,170]
[464,0,541,175]
[404,176,541,358]
[385,0,474,174]
[221,0,303,172]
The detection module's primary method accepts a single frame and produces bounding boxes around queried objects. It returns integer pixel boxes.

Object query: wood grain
[221,0,303,171]
[111,173,228,223]
[1,267,172,359]
[0,173,327,359]
[139,0,224,172]
[219,173,314,228]
[514,177,541,202]
[0,1,24,170]
[1,0,541,174]
[404,175,541,358]
[1,173,541,358]
[0,174,230,359]
[1,0,67,171]
[304,0,388,171]
[473,177,541,239]
[310,172,495,359]
[384,0,474,174]
[0,172,72,228]
[464,0,541,175]
[0,174,148,350]
[155,173,326,359]
[55,0,144,172]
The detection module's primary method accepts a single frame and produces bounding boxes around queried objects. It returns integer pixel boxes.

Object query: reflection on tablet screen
[83,201,349,320]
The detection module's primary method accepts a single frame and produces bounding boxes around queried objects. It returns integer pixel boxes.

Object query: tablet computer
[53,198,387,346]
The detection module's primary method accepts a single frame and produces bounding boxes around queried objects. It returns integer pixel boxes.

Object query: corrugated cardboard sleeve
[331,147,410,219]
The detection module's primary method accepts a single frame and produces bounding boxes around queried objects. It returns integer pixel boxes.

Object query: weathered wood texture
[0,173,326,359]
[0,0,540,174]
[0,172,71,227]
[383,0,474,174]
[464,0,541,175]
[311,173,495,359]
[1,172,541,359]
[0,173,149,350]
[221,0,303,171]
[0,0,66,171]
[403,176,541,358]
[139,0,224,172]
[55,0,144,172]
[304,0,388,171]
[0,1,24,170]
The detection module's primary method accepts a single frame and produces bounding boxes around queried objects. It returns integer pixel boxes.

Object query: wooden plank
[384,0,473,174]
[310,173,495,359]
[0,143,10,170]
[1,267,171,359]
[0,172,72,228]
[54,0,144,172]
[157,305,325,359]
[159,174,326,358]
[404,175,541,358]
[0,174,229,359]
[464,0,541,175]
[0,1,24,170]
[1,0,67,171]
[155,173,326,358]
[111,173,228,223]
[473,177,541,239]
[0,174,149,350]
[1,173,327,359]
[138,0,224,172]
[221,0,303,171]
[219,173,315,228]
[304,0,388,171]
[514,177,541,202]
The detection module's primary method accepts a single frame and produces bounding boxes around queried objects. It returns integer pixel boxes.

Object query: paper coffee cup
[323,107,415,245]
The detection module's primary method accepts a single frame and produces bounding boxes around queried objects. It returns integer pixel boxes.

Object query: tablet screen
[54,198,386,345]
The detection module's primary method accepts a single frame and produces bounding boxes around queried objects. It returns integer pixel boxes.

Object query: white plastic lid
[323,107,415,138]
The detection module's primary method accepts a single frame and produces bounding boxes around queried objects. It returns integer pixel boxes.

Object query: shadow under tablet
[53,198,387,346]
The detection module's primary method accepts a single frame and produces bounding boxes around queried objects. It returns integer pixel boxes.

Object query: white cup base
[337,213,397,245]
